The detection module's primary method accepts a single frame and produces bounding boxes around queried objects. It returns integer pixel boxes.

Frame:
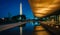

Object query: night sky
[0,0,60,35]
[0,0,34,35]
[0,0,34,19]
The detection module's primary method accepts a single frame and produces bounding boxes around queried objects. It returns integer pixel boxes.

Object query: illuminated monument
[0,0,60,35]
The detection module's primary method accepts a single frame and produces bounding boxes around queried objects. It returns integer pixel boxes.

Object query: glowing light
[20,3,23,35]
[20,3,22,15]
[29,0,59,18]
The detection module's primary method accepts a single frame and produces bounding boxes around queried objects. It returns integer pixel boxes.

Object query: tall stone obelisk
[20,3,22,35]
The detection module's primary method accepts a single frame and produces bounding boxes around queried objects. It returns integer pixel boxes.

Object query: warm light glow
[34,14,46,17]
[29,0,60,18]
[32,4,49,8]
[33,8,51,14]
